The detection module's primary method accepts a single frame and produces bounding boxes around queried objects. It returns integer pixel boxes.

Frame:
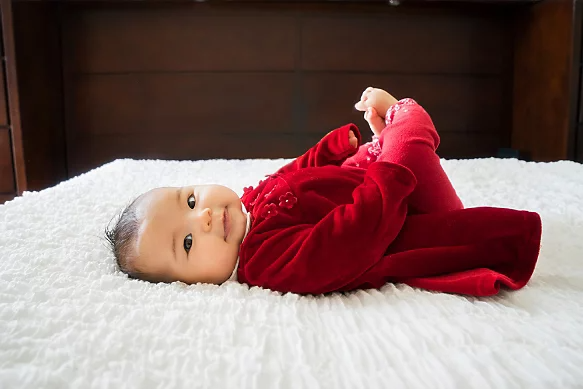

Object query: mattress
[1,157,582,389]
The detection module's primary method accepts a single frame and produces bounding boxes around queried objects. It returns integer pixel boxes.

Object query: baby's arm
[275,124,362,175]
[343,87,398,168]
[354,87,399,136]
[344,88,439,171]
[241,162,417,295]
[276,87,393,174]
[352,88,463,214]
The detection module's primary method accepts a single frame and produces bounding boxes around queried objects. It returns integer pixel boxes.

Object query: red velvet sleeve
[343,99,433,170]
[243,162,417,295]
[275,124,362,175]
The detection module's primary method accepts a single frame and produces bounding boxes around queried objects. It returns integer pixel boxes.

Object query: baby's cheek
[219,246,239,272]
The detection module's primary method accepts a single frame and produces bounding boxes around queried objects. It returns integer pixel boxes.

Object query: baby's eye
[184,233,193,253]
[187,194,195,209]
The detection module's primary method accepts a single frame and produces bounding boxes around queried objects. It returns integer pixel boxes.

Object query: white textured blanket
[1,158,583,389]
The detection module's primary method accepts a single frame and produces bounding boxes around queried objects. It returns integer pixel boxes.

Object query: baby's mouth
[223,207,230,242]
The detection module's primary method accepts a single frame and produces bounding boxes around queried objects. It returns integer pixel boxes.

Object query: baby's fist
[348,130,358,148]
[354,87,398,117]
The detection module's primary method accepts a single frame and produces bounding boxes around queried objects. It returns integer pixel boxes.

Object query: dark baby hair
[105,196,170,284]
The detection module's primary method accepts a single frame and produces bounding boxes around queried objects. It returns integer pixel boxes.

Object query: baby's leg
[377,100,463,214]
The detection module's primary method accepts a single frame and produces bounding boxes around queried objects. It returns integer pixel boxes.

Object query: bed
[1,156,582,388]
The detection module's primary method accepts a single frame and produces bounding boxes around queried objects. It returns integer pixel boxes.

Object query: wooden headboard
[10,0,582,194]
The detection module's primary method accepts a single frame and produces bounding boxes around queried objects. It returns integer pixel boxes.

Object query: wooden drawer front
[579,61,582,124]
[0,62,8,126]
[64,8,296,73]
[301,14,509,74]
[577,18,582,162]
[0,129,15,193]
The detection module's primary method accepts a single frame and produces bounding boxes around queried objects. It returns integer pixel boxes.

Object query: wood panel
[0,193,15,204]
[67,130,503,177]
[0,61,7,126]
[68,70,510,166]
[0,0,26,193]
[300,73,507,136]
[57,2,519,179]
[301,12,508,75]
[0,129,15,193]
[69,73,295,136]
[574,1,582,163]
[13,2,67,191]
[67,133,303,176]
[512,0,578,161]
[63,5,296,73]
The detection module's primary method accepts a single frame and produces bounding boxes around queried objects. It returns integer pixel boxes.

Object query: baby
[106,87,542,296]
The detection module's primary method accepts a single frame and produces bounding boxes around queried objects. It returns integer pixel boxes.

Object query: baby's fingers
[364,108,386,136]
[354,100,368,111]
[354,86,375,111]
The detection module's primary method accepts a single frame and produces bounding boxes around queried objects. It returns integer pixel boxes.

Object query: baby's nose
[199,208,212,233]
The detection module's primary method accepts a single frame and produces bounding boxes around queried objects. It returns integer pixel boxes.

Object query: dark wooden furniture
[0,0,581,204]
[513,0,583,162]
[0,0,25,204]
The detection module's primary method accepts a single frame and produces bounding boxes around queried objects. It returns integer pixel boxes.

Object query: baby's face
[132,185,248,284]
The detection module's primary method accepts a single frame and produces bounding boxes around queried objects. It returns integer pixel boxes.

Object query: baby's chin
[183,269,236,285]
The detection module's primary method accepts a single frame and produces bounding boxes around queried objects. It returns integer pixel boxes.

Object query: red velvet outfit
[238,99,542,296]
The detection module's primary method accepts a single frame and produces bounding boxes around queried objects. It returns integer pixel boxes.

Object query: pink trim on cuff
[385,98,419,125]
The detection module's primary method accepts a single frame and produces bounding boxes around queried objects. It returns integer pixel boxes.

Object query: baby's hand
[348,130,358,148]
[354,87,398,117]
[364,107,386,137]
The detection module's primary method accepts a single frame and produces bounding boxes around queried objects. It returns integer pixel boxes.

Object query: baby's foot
[354,87,398,118]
